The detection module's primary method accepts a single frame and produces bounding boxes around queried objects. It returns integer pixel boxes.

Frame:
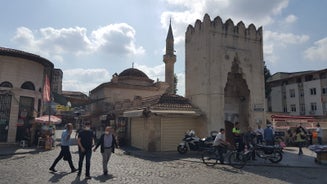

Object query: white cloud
[284,14,297,23]
[12,24,145,62]
[304,37,327,61]
[263,30,309,64]
[264,31,309,46]
[134,63,185,95]
[90,23,145,56]
[62,68,111,94]
[134,63,165,81]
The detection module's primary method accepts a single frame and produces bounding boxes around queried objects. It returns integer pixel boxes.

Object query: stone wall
[185,14,265,134]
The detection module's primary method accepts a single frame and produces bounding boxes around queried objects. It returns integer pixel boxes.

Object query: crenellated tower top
[186,14,262,42]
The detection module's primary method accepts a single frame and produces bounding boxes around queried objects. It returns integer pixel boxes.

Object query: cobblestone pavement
[1,145,327,184]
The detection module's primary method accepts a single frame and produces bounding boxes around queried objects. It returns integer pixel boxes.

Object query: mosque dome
[118,68,149,79]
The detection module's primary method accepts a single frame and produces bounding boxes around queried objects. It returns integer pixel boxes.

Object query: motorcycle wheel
[269,151,283,163]
[177,145,188,154]
[228,151,247,169]
[201,149,218,166]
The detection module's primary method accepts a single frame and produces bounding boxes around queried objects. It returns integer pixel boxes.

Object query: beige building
[89,67,169,143]
[185,14,266,142]
[123,94,204,151]
[0,47,54,144]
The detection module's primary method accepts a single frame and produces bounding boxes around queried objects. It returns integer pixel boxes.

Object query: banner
[43,75,51,102]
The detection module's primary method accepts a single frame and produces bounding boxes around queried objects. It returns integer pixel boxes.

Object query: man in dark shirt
[77,122,94,179]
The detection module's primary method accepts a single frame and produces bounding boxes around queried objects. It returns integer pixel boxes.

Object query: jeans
[318,137,322,145]
[78,149,92,176]
[215,145,227,164]
[50,146,75,171]
[297,141,304,155]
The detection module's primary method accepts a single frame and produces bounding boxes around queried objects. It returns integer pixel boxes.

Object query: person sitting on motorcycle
[213,128,230,164]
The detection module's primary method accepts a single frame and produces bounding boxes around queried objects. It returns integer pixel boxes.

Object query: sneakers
[71,168,78,173]
[49,168,57,172]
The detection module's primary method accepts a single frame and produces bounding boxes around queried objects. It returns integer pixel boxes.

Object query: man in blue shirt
[264,124,274,146]
[49,123,77,173]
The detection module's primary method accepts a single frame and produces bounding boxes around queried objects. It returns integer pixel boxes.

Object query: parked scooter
[177,130,215,154]
[250,143,283,163]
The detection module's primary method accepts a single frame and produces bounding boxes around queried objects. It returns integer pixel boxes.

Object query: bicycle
[201,144,235,166]
[228,149,247,169]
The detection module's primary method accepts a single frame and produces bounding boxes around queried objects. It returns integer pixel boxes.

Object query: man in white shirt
[213,128,229,164]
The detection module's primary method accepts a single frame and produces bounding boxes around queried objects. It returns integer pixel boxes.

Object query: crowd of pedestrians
[49,122,119,180]
[212,121,324,162]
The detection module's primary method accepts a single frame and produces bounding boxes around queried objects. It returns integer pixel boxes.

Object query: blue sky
[1,0,327,96]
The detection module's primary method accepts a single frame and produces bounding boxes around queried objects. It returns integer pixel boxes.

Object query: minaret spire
[163,19,176,94]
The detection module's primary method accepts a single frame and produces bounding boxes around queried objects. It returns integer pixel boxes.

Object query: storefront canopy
[35,115,62,124]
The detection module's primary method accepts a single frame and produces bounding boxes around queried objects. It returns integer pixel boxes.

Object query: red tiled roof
[141,93,200,111]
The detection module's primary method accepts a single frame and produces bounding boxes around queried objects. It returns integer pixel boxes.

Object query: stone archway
[224,55,250,141]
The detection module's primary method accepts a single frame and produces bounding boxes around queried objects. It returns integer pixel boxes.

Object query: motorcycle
[177,130,216,154]
[249,143,283,163]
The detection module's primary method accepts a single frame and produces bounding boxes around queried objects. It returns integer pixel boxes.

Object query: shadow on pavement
[48,171,70,183]
[118,146,203,162]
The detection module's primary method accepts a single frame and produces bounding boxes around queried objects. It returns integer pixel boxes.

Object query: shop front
[0,93,11,142]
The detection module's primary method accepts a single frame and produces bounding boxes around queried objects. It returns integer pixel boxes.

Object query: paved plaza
[1,142,327,184]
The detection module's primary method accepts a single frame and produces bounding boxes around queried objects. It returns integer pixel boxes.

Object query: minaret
[163,19,176,94]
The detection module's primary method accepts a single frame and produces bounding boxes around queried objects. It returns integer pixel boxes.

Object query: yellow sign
[56,105,71,111]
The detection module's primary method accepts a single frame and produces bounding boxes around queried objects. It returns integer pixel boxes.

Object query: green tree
[264,63,272,98]
[173,74,178,94]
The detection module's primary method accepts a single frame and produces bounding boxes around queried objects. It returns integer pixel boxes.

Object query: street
[1,143,327,184]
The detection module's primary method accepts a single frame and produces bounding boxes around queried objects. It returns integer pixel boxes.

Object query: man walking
[49,123,77,173]
[93,126,119,175]
[77,122,94,179]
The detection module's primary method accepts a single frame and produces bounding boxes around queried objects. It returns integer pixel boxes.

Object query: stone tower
[185,14,265,141]
[163,20,176,94]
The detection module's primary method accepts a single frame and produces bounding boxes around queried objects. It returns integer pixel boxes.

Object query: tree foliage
[173,74,178,94]
[264,63,272,98]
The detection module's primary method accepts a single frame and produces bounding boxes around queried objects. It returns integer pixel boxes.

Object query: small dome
[118,68,149,79]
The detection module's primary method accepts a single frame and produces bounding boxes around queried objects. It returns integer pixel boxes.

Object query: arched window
[21,82,35,90]
[0,81,13,88]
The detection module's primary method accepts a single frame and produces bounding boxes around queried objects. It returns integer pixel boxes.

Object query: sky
[1,0,327,96]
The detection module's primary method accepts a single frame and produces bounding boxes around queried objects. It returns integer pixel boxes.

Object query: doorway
[224,56,250,134]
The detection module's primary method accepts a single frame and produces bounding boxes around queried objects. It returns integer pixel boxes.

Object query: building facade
[185,14,266,142]
[89,68,169,143]
[267,69,327,116]
[0,47,54,144]
[52,69,63,94]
